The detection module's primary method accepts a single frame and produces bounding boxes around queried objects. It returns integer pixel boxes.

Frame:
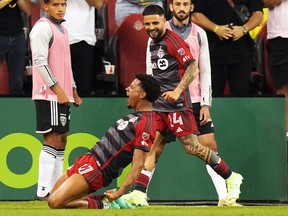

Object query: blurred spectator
[115,0,163,26]
[192,0,263,96]
[63,0,103,96]
[263,0,288,133]
[0,0,31,95]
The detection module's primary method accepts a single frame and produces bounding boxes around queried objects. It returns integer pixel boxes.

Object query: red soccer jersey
[90,111,157,185]
[149,30,195,112]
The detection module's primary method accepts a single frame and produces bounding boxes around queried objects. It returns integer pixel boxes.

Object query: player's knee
[183,142,197,155]
[155,145,164,158]
[47,195,63,209]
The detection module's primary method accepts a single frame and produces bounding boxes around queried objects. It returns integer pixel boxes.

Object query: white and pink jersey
[30,17,75,102]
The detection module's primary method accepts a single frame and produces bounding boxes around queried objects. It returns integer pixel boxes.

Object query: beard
[148,28,164,40]
[174,11,190,22]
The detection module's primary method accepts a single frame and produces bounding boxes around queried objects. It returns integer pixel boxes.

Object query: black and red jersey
[149,29,195,112]
[90,111,156,186]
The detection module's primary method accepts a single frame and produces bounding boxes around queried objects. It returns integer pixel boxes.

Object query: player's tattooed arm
[176,60,199,93]
[162,60,199,103]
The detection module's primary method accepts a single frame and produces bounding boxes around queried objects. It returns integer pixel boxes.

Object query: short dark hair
[170,0,193,3]
[142,5,165,17]
[136,74,160,103]
[43,0,66,4]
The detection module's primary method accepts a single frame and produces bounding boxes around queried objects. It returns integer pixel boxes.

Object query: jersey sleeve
[166,31,195,69]
[146,37,153,75]
[134,116,154,152]
[198,27,212,107]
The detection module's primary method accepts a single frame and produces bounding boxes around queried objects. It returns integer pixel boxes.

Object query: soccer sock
[37,144,57,197]
[146,167,155,194]
[211,159,232,180]
[134,169,153,193]
[87,198,103,209]
[50,149,64,191]
[206,164,227,200]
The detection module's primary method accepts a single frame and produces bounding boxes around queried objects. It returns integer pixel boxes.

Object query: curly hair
[136,74,161,103]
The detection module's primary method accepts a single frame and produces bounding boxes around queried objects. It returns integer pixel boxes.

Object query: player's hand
[162,89,181,103]
[51,84,70,106]
[73,89,83,107]
[199,106,211,126]
[57,94,70,106]
[104,189,121,201]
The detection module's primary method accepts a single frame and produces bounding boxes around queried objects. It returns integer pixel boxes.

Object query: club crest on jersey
[177,48,185,56]
[117,120,129,130]
[60,114,67,126]
[157,58,169,70]
[157,46,165,58]
[142,132,150,140]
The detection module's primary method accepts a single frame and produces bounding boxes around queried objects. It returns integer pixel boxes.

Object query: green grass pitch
[0,201,288,216]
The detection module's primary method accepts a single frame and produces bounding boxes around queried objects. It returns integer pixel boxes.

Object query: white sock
[145,167,155,194]
[206,164,227,200]
[50,150,64,191]
[37,145,57,197]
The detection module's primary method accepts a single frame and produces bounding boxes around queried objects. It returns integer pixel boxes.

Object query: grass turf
[0,201,288,216]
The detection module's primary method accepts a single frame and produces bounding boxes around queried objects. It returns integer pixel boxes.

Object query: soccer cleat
[217,198,243,206]
[35,193,50,201]
[217,198,228,206]
[102,198,120,209]
[122,190,149,207]
[114,197,134,209]
[228,202,243,207]
[225,172,243,205]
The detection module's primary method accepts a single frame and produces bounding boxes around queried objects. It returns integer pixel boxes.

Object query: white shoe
[218,198,243,206]
[122,190,149,207]
[225,172,243,205]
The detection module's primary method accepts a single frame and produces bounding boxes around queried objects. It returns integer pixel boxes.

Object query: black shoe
[35,193,50,201]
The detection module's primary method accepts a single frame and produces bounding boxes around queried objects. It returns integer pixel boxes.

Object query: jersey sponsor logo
[117,120,129,130]
[60,114,67,126]
[141,140,149,147]
[129,116,138,123]
[157,46,165,58]
[78,163,94,175]
[142,132,150,140]
[157,58,169,70]
[117,119,124,124]
[177,48,185,56]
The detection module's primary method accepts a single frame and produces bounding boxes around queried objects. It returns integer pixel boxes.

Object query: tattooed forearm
[177,60,199,92]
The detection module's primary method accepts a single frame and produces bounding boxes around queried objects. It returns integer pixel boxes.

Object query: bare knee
[154,143,164,161]
[47,194,65,209]
[179,134,199,155]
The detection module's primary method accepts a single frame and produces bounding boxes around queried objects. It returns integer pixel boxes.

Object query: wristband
[214,25,219,33]
[4,0,17,8]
